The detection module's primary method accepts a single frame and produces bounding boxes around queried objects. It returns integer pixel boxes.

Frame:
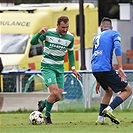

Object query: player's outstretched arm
[30,27,48,45]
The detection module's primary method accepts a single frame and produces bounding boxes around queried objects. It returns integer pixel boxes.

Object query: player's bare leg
[38,88,63,112]
[103,85,132,124]
[43,84,63,124]
[96,88,113,125]
[118,84,132,101]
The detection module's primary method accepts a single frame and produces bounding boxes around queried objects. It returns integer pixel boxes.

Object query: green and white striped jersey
[31,28,75,69]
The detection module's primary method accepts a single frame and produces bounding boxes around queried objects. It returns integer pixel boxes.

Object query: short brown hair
[57,16,69,25]
[101,17,112,25]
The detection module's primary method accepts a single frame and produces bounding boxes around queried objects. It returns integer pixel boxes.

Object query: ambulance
[0,3,98,91]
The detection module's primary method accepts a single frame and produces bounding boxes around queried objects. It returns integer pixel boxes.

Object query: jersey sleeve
[68,50,75,67]
[113,31,121,42]
[30,31,47,45]
[30,33,42,45]
[67,37,75,68]
[114,41,122,56]
[113,31,122,56]
[39,32,46,41]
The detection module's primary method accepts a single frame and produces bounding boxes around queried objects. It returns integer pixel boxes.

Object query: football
[29,111,44,125]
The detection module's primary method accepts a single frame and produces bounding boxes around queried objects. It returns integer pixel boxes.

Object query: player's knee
[56,92,62,101]
[51,90,62,101]
[105,88,113,97]
[128,86,132,96]
[51,90,58,97]
[125,84,132,96]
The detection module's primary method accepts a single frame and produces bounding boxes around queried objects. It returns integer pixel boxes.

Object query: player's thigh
[93,72,108,91]
[106,70,128,93]
[93,70,127,93]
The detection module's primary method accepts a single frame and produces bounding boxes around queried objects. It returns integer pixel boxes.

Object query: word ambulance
[0,3,98,92]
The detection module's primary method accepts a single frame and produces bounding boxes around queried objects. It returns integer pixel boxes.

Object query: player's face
[57,21,69,36]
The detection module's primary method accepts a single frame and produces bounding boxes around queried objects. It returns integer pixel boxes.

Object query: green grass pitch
[0,112,133,133]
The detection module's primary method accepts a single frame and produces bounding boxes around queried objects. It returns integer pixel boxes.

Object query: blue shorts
[93,69,128,93]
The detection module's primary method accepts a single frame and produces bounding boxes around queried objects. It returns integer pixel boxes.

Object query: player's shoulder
[66,31,74,37]
[105,30,121,38]
[47,28,56,33]
[111,30,121,41]
[111,30,121,35]
[45,28,57,37]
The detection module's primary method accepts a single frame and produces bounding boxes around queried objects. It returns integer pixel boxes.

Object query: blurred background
[0,0,132,112]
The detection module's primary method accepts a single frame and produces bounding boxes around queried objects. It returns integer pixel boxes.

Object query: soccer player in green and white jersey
[30,16,81,124]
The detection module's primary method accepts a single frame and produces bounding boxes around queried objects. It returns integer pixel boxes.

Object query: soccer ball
[29,111,44,125]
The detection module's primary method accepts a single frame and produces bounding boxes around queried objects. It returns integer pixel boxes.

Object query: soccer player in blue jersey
[30,16,81,124]
[91,17,132,125]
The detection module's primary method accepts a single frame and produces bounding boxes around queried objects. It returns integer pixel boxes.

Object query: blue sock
[109,96,123,110]
[99,103,108,116]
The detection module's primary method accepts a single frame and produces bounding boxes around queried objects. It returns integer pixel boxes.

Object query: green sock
[45,100,54,117]
[42,100,46,107]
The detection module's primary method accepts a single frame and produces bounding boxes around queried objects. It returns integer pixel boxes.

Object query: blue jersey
[91,29,122,72]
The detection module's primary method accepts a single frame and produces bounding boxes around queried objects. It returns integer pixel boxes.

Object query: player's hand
[95,81,100,94]
[72,69,81,80]
[39,27,48,34]
[118,68,127,82]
